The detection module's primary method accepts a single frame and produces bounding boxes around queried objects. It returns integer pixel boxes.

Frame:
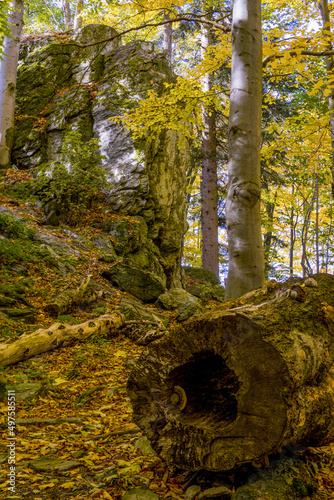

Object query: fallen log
[0,312,124,366]
[44,275,97,317]
[127,274,334,472]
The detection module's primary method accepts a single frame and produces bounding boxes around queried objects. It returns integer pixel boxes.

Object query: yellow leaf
[39,483,55,490]
[61,481,76,489]
[114,350,127,358]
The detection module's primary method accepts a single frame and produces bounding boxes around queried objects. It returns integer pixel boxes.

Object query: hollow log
[127,274,334,471]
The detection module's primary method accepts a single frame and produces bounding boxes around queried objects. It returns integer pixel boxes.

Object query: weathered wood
[0,312,124,366]
[44,275,97,317]
[127,274,334,471]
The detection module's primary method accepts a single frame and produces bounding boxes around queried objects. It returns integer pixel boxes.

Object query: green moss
[3,181,37,202]
[56,314,79,324]
[91,53,105,81]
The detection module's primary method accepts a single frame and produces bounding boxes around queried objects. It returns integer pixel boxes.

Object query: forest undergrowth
[0,169,334,499]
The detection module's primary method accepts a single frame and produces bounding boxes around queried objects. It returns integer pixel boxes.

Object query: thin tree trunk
[74,0,83,30]
[289,184,296,277]
[201,10,219,279]
[325,201,333,272]
[0,0,24,169]
[315,172,320,273]
[263,190,277,279]
[301,188,316,277]
[319,0,334,195]
[225,0,264,299]
[163,10,172,65]
[62,0,72,29]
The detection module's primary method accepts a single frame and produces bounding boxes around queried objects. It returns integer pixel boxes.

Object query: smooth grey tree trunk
[74,0,83,30]
[319,0,334,196]
[62,0,72,29]
[0,0,24,169]
[201,10,219,279]
[225,0,264,299]
[163,10,172,65]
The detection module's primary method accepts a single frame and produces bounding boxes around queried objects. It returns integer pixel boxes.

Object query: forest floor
[0,171,334,499]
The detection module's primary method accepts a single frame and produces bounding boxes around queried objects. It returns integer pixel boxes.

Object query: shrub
[34,130,109,224]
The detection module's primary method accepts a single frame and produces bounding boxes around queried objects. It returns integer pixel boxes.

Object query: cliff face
[13,24,189,297]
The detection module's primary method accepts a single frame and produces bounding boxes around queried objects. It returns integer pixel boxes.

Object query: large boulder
[13,25,189,298]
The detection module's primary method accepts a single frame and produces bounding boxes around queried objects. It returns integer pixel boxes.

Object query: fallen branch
[0,312,124,367]
[74,385,107,407]
[92,427,141,441]
[14,417,83,426]
[44,275,97,317]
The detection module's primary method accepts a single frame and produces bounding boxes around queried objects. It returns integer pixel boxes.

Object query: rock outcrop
[13,24,189,298]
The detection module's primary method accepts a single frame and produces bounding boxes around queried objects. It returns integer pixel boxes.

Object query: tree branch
[67,16,231,50]
[263,49,334,67]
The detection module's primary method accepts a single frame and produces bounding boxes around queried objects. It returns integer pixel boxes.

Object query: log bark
[127,274,334,471]
[44,275,96,317]
[0,312,124,366]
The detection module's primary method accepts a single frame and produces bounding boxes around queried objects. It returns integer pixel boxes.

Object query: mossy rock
[102,264,166,302]
[156,288,195,310]
[176,296,204,322]
[183,266,220,285]
[4,383,44,401]
[2,308,37,323]
[102,216,147,256]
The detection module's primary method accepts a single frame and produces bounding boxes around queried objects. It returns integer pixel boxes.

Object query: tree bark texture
[127,273,334,472]
[319,0,334,196]
[0,312,124,366]
[201,10,219,279]
[74,0,83,30]
[0,0,24,169]
[163,10,172,65]
[62,0,72,29]
[44,275,96,317]
[225,0,265,299]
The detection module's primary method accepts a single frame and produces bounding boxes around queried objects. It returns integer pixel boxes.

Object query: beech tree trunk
[225,0,265,299]
[0,0,24,169]
[74,0,83,30]
[62,0,72,29]
[127,273,334,472]
[201,9,219,279]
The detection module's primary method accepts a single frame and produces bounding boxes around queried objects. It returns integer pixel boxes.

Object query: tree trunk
[289,184,296,277]
[319,0,334,196]
[225,0,264,299]
[62,0,72,29]
[0,312,124,366]
[0,0,24,169]
[263,190,277,279]
[127,273,334,472]
[201,10,219,279]
[74,0,83,30]
[163,10,172,65]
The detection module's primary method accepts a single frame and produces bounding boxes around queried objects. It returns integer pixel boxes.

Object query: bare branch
[66,16,231,50]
